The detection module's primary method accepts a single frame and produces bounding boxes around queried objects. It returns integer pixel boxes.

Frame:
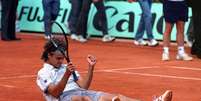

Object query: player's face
[48,51,65,68]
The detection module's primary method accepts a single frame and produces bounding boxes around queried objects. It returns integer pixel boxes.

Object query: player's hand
[87,55,97,67]
[128,0,136,3]
[67,62,76,73]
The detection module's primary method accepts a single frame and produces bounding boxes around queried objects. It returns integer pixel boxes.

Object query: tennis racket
[48,21,78,81]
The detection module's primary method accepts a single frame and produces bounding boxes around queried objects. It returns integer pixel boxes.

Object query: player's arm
[47,63,74,98]
[76,55,96,89]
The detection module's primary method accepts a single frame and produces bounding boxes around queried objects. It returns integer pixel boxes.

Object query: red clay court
[0,33,200,101]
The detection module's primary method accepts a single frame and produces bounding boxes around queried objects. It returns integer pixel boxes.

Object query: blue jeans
[68,0,83,34]
[135,0,154,40]
[42,0,60,36]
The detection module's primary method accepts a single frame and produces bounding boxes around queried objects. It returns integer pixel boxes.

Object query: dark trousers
[1,0,18,40]
[191,8,201,58]
[42,0,60,36]
[76,0,108,38]
[68,0,83,34]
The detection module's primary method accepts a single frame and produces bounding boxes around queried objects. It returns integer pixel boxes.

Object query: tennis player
[36,38,173,101]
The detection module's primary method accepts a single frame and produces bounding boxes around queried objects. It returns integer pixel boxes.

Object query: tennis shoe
[147,39,159,47]
[102,35,115,42]
[70,34,79,40]
[162,52,170,61]
[77,35,87,43]
[44,36,50,40]
[134,39,147,46]
[176,53,193,61]
[153,90,172,101]
[44,35,53,40]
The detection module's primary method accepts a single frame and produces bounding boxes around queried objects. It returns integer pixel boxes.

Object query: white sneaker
[134,39,147,46]
[44,36,50,40]
[44,35,53,40]
[153,90,172,101]
[162,52,170,61]
[102,35,115,42]
[176,53,193,61]
[148,39,159,47]
[70,34,79,40]
[77,35,87,43]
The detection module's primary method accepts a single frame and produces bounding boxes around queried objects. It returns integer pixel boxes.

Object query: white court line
[0,98,39,101]
[97,66,160,71]
[105,70,201,81]
[0,66,201,81]
[0,67,158,80]
[0,84,16,88]
[169,66,201,71]
[0,75,35,80]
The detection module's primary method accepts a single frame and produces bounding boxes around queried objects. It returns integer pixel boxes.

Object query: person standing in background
[67,0,83,41]
[128,0,159,46]
[75,0,115,43]
[187,0,201,59]
[162,0,192,61]
[42,0,60,39]
[1,0,20,41]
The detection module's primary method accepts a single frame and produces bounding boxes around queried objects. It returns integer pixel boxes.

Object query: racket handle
[72,71,78,81]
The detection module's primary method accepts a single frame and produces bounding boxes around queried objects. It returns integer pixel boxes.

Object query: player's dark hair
[41,38,66,62]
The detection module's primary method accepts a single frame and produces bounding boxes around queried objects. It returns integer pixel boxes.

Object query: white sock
[178,46,185,55]
[163,47,169,54]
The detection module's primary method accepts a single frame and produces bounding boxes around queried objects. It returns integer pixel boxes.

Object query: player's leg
[71,96,92,101]
[98,92,140,101]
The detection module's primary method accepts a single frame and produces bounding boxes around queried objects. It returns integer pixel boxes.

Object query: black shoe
[1,38,12,41]
[1,38,21,41]
[11,38,21,41]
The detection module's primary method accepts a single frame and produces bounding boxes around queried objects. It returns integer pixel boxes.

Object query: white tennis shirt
[36,63,80,101]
